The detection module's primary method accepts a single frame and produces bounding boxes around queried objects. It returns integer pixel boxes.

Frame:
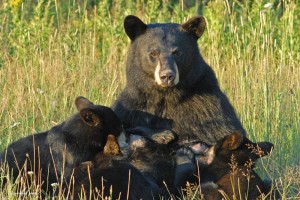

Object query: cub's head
[124,15,206,89]
[215,132,274,167]
[67,96,123,148]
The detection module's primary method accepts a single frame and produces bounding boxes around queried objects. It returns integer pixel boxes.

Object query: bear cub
[0,96,122,194]
[74,134,165,200]
[195,132,274,200]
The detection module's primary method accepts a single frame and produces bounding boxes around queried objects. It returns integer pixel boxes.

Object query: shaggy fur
[112,15,246,146]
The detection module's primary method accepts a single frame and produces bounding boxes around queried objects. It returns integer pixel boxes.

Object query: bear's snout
[154,58,179,88]
[160,70,175,86]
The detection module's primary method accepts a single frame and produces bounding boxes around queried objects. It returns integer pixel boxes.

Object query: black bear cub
[74,134,165,200]
[0,96,122,194]
[197,132,274,200]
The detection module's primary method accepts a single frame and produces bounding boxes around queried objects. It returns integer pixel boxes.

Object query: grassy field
[0,0,299,199]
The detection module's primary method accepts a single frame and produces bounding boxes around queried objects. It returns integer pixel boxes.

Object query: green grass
[0,0,299,199]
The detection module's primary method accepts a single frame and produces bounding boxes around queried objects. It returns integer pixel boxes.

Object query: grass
[0,0,299,199]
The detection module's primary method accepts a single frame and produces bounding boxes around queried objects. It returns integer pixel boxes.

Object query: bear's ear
[222,131,244,150]
[124,15,147,41]
[80,108,101,127]
[181,16,206,39]
[256,142,274,157]
[75,96,94,111]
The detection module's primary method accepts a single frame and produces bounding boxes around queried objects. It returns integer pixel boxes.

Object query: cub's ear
[124,15,147,41]
[222,132,243,150]
[80,108,101,127]
[181,16,206,39]
[256,142,274,157]
[75,96,94,111]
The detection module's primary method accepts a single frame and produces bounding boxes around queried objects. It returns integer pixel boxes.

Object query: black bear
[0,96,122,195]
[196,132,274,200]
[112,15,246,147]
[112,15,248,192]
[74,134,165,200]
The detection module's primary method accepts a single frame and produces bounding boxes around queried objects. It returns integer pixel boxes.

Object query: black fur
[0,96,122,194]
[126,134,175,190]
[75,155,163,200]
[199,132,274,199]
[74,135,167,200]
[112,15,246,145]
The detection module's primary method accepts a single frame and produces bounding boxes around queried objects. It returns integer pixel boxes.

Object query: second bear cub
[0,96,122,194]
[199,132,274,199]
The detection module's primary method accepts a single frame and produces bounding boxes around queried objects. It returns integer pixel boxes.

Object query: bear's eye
[172,49,182,57]
[150,50,160,58]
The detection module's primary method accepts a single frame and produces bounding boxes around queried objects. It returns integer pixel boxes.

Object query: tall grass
[0,0,299,198]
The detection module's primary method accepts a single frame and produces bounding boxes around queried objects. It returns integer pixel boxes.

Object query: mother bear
[113,15,246,146]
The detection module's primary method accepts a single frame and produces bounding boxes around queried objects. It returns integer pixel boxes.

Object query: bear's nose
[160,70,175,85]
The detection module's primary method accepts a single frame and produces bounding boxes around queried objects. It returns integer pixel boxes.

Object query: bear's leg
[174,147,197,188]
[174,143,215,189]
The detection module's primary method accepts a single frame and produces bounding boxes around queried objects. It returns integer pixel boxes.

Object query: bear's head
[124,15,207,90]
[194,132,273,173]
[65,96,123,148]
[214,132,274,167]
[196,133,274,200]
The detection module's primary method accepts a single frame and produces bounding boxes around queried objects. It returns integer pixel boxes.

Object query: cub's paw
[151,130,176,144]
[104,134,122,156]
[129,135,147,150]
[79,161,94,172]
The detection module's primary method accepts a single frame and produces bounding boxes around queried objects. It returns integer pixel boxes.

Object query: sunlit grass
[0,0,299,199]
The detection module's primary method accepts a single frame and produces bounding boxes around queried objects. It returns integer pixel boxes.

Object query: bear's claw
[151,130,176,144]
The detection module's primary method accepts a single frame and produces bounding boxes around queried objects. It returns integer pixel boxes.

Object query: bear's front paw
[151,130,176,144]
[79,161,94,172]
[130,135,147,149]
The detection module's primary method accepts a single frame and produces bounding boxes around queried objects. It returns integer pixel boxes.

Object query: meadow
[0,0,299,199]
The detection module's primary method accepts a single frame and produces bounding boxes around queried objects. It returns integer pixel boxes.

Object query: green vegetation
[0,0,299,199]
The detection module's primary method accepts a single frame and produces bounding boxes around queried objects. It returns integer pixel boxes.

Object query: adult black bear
[197,132,274,199]
[112,15,246,146]
[0,96,122,194]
